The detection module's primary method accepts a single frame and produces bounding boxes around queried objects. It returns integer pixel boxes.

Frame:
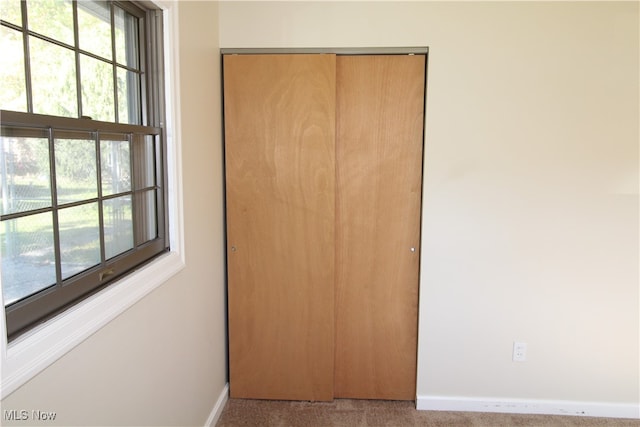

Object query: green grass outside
[1,177,133,263]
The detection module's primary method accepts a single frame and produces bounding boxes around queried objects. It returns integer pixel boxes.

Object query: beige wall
[219,1,639,406]
[1,2,227,426]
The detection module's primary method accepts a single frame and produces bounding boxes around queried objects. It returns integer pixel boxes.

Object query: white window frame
[0,0,184,399]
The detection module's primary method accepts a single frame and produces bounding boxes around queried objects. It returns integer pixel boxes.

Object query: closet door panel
[224,54,336,401]
[335,55,425,399]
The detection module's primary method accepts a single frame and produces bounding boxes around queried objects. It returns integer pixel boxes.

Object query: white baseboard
[416,395,640,419]
[205,383,230,427]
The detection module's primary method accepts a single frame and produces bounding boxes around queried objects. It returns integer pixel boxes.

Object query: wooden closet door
[223,54,336,401]
[335,55,425,399]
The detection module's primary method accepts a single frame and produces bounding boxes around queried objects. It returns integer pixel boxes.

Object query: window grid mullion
[72,1,83,119]
[47,127,63,286]
[138,14,148,126]
[20,0,33,114]
[129,133,139,247]
[156,133,166,240]
[96,132,106,265]
[22,30,118,65]
[110,2,119,124]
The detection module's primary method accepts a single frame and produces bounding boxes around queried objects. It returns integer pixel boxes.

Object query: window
[0,0,168,340]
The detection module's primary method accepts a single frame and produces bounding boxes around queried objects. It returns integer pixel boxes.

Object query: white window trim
[0,0,184,399]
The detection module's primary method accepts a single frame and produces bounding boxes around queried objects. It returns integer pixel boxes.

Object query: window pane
[55,132,97,204]
[78,0,112,60]
[59,203,100,279]
[134,135,156,189]
[0,0,22,26]
[0,27,27,112]
[1,213,56,305]
[101,136,131,196]
[104,195,133,259]
[114,6,139,68]
[137,190,157,243]
[0,128,51,215]
[80,54,115,122]
[30,37,77,117]
[117,67,141,124]
[27,0,74,46]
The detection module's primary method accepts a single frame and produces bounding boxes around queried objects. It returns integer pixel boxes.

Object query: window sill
[0,250,185,399]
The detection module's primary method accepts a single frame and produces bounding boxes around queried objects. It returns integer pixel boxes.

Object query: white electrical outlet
[513,341,527,362]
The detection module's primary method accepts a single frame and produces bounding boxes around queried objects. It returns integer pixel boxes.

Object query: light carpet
[216,398,639,426]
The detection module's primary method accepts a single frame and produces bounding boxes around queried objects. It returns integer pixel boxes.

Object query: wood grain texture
[223,54,336,401]
[334,55,425,399]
